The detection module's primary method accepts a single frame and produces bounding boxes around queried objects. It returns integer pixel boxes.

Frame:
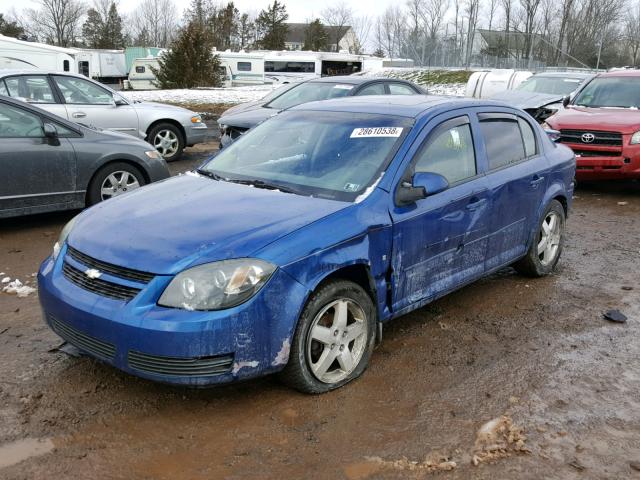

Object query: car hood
[67,174,349,274]
[547,106,640,134]
[221,99,267,116]
[491,90,563,109]
[218,107,279,129]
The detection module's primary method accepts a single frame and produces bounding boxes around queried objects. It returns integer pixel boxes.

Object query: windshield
[202,111,411,202]
[573,76,640,108]
[516,76,584,95]
[265,82,355,110]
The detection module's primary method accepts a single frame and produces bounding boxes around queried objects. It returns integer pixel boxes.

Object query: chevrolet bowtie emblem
[85,268,102,279]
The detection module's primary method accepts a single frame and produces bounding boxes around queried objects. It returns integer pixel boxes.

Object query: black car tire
[147,123,184,162]
[514,199,566,277]
[279,280,376,394]
[87,162,146,206]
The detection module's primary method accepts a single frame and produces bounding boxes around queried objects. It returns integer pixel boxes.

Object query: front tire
[87,162,146,206]
[280,280,376,394]
[514,199,566,277]
[148,123,184,162]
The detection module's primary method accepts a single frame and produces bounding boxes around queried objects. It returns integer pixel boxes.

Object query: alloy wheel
[537,211,562,266]
[306,298,368,384]
[153,129,179,157]
[100,171,141,200]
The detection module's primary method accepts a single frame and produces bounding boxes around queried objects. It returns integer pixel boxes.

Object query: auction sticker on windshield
[350,127,403,138]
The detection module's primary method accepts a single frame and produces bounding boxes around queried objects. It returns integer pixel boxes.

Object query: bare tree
[26,0,85,46]
[464,0,480,65]
[624,2,640,66]
[128,0,177,48]
[321,1,353,51]
[375,5,405,59]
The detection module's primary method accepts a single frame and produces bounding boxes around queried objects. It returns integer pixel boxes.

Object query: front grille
[66,246,154,283]
[63,262,141,301]
[50,315,115,360]
[128,350,234,377]
[559,129,622,146]
[573,149,621,157]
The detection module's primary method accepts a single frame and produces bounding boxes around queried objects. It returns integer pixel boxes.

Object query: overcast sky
[0,0,395,22]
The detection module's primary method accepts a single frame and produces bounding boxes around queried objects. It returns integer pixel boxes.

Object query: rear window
[480,117,526,170]
[266,82,354,110]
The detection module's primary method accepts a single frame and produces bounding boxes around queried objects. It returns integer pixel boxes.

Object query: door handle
[72,112,86,118]
[529,175,545,187]
[465,197,487,211]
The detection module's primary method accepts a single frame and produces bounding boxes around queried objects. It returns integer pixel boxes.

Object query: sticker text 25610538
[350,127,403,138]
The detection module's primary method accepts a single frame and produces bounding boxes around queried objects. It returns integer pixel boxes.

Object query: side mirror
[562,95,571,108]
[396,172,449,205]
[43,123,58,138]
[113,95,127,106]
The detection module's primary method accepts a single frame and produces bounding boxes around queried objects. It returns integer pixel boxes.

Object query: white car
[0,70,208,161]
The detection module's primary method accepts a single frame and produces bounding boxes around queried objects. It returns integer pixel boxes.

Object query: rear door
[51,75,140,137]
[477,111,550,270]
[390,113,491,313]
[2,74,68,118]
[0,100,77,214]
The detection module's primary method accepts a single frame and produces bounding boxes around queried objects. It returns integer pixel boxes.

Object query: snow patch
[355,172,384,203]
[123,85,275,106]
[1,277,10,283]
[272,338,291,366]
[2,279,36,298]
[232,360,259,374]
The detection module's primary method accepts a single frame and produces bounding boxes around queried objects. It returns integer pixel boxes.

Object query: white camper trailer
[218,51,265,87]
[263,51,364,83]
[465,69,533,98]
[126,57,161,90]
[0,34,77,73]
[75,49,127,84]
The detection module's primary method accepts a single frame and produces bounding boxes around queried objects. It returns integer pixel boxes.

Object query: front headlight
[145,149,162,159]
[191,115,203,124]
[158,259,276,311]
[631,131,640,144]
[52,216,77,261]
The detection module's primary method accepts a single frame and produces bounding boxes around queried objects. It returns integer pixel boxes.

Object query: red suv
[544,70,640,180]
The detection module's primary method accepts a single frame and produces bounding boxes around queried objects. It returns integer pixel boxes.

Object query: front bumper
[38,246,307,386]
[184,123,209,146]
[563,142,640,180]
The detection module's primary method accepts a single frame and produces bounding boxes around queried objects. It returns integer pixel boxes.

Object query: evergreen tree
[373,47,385,58]
[82,8,104,48]
[0,13,24,38]
[217,2,238,50]
[153,21,223,89]
[104,3,125,49]
[237,13,254,49]
[185,0,212,29]
[303,19,328,51]
[255,1,288,50]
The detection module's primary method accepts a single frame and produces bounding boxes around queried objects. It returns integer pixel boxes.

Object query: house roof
[285,23,351,45]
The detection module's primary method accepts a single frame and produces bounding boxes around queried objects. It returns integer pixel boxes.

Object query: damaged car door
[390,113,492,313]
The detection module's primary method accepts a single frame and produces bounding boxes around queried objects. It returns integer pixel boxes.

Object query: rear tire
[514,199,566,277]
[87,162,146,206]
[279,280,376,394]
[148,123,184,162]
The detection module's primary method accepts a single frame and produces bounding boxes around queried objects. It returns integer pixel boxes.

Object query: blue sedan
[38,96,576,393]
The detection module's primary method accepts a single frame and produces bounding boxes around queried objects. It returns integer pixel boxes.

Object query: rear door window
[479,115,526,170]
[356,83,386,96]
[518,117,537,157]
[4,76,57,104]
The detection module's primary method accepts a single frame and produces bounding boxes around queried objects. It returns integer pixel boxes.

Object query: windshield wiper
[227,178,302,195]
[195,168,224,181]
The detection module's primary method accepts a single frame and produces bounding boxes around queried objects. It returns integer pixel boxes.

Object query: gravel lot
[1,137,639,479]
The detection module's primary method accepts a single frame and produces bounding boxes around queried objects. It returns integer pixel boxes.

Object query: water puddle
[0,438,54,469]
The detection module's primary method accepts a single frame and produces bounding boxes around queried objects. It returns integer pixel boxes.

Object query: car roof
[290,94,506,118]
[306,75,413,85]
[599,69,640,77]
[529,71,593,79]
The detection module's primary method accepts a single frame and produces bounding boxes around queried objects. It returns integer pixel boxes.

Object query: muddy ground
[0,139,639,479]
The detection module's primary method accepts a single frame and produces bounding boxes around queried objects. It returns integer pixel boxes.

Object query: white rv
[263,51,364,83]
[75,49,127,84]
[0,34,77,73]
[126,57,161,90]
[218,51,265,87]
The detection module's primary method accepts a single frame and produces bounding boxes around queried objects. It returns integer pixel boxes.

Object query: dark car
[217,76,425,147]
[0,95,170,218]
[39,95,575,393]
